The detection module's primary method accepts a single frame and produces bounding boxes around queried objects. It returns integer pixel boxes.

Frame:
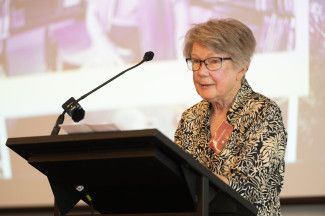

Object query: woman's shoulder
[239,91,285,131]
[232,79,282,118]
[249,90,279,105]
[231,84,284,128]
[247,91,282,115]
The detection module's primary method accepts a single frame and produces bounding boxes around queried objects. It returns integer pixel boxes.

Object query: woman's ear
[236,65,248,81]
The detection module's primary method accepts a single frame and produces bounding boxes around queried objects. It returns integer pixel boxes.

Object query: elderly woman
[174,18,287,216]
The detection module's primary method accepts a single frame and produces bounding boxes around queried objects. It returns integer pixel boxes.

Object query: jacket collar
[227,78,253,125]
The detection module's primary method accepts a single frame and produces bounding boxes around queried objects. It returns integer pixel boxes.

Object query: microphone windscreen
[143,51,154,61]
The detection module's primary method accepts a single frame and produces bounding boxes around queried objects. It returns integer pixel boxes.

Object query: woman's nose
[196,63,210,76]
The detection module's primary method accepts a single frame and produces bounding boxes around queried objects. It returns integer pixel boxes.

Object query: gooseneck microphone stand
[50,51,154,136]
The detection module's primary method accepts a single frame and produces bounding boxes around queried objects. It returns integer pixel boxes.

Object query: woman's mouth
[200,83,214,88]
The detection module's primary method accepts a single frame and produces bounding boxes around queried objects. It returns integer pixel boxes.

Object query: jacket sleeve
[174,112,189,150]
[227,104,287,208]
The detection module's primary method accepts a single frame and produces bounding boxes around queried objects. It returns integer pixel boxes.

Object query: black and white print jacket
[175,79,287,216]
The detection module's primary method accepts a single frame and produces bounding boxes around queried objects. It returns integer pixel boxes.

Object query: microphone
[51,51,155,135]
[143,51,154,61]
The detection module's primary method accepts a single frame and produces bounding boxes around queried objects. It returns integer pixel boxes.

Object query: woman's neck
[211,81,241,114]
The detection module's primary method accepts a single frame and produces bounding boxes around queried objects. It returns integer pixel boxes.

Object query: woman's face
[191,42,246,104]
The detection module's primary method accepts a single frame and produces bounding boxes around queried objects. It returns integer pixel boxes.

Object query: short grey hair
[183,18,256,68]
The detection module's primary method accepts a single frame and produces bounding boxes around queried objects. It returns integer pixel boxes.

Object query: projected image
[182,0,295,52]
[0,0,295,77]
[310,0,325,56]
[298,0,325,163]
[0,0,178,76]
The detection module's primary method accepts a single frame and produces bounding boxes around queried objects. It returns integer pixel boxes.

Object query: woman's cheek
[208,70,220,82]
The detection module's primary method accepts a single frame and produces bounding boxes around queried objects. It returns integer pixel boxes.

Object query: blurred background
[0,0,324,215]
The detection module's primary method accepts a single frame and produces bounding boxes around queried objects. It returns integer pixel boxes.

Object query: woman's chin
[198,92,217,102]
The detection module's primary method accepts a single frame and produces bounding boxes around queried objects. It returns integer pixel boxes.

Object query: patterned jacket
[174,79,287,216]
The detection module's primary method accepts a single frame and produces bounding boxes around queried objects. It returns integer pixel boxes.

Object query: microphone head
[62,97,85,122]
[143,51,154,61]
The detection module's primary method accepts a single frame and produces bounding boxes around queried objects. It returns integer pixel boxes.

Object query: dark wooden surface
[6,129,257,216]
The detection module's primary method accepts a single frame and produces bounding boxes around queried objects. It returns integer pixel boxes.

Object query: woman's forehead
[191,43,228,56]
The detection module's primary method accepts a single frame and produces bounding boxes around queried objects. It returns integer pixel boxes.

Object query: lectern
[6,129,257,216]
